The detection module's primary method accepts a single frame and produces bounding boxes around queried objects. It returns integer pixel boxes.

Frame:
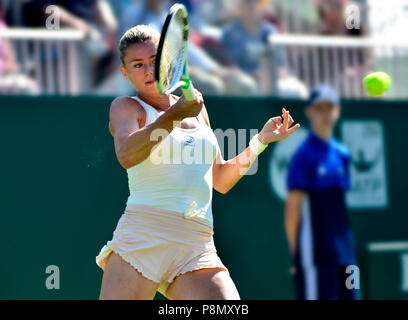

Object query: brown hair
[119,25,160,65]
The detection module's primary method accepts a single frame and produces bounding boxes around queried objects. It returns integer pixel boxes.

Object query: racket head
[155,3,189,95]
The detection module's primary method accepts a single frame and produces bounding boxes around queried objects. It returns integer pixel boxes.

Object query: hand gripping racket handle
[181,77,195,101]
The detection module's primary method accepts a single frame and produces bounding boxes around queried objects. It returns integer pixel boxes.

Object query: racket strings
[158,10,187,94]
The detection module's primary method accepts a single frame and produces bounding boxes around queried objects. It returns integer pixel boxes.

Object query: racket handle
[181,78,195,101]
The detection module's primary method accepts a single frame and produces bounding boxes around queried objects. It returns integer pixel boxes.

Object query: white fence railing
[3,29,408,99]
[0,28,85,95]
[268,34,408,99]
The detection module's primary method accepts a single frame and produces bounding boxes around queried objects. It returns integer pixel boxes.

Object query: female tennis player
[96,25,300,300]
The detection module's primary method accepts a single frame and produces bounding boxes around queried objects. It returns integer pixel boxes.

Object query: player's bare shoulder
[108,96,146,136]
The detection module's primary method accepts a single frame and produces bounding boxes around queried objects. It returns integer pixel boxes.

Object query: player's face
[119,40,158,94]
[306,101,340,131]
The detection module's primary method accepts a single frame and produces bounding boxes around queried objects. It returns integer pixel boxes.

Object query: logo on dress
[184,135,195,146]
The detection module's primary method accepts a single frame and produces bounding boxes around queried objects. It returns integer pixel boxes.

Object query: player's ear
[119,65,128,80]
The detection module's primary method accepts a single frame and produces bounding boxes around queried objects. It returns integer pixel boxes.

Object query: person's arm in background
[94,0,118,52]
[37,1,115,42]
[0,20,18,74]
[2,38,18,74]
[285,190,305,256]
[95,0,117,32]
[44,5,93,34]
[23,1,94,35]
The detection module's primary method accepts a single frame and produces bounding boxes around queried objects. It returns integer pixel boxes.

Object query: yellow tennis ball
[363,72,392,97]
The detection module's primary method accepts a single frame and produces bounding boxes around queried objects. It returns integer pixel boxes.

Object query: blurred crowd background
[1,0,408,301]
[0,0,407,98]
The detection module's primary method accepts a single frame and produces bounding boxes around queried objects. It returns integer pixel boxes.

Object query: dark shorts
[294,265,361,300]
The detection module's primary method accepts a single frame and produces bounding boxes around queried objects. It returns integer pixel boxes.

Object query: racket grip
[182,78,195,101]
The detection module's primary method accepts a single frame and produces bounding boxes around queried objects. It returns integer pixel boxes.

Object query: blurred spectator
[0,1,38,94]
[120,0,168,36]
[259,0,285,33]
[172,0,233,29]
[221,0,307,97]
[285,85,360,300]
[315,0,365,36]
[222,0,282,76]
[22,0,118,89]
[99,0,256,96]
[314,0,370,95]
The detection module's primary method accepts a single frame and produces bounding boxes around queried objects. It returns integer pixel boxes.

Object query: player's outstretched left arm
[257,108,300,145]
[212,108,300,194]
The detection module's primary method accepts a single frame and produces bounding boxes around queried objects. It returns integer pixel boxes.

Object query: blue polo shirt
[287,132,356,267]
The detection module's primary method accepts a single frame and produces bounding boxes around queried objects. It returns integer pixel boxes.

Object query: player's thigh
[99,252,159,300]
[165,268,240,300]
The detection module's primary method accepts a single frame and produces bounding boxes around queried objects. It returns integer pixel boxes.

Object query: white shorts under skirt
[96,203,228,296]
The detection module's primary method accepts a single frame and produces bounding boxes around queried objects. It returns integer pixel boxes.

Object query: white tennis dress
[96,96,228,297]
[125,95,219,225]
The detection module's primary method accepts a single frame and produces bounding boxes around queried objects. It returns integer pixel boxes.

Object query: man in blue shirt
[285,85,360,300]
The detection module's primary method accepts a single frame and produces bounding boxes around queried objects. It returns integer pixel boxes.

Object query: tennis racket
[154,3,195,101]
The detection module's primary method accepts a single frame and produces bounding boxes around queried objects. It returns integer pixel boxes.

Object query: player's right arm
[284,190,305,257]
[110,94,203,169]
